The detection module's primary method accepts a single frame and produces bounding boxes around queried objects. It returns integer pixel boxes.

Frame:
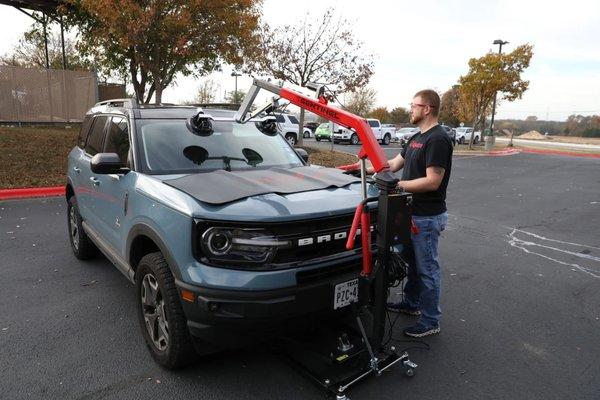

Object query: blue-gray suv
[66,99,375,368]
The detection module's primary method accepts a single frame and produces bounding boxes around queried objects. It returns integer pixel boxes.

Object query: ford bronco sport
[66,99,377,368]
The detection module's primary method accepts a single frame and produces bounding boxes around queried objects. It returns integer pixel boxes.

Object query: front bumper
[175,259,361,348]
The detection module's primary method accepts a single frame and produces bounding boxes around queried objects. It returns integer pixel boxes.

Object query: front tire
[136,252,197,369]
[67,196,98,260]
[383,134,391,145]
[315,136,321,142]
[350,133,359,145]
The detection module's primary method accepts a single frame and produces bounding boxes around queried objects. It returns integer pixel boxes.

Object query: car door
[368,119,382,140]
[69,116,94,216]
[79,115,110,228]
[93,115,135,251]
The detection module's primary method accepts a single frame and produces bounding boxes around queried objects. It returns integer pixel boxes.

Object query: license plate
[333,279,359,310]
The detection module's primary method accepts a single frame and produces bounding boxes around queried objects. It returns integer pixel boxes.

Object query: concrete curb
[0,186,65,200]
[520,148,600,158]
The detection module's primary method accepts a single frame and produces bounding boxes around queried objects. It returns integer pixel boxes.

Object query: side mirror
[91,153,128,174]
[295,148,309,163]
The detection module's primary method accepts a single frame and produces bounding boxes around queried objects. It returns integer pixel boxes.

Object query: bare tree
[345,87,377,117]
[194,79,220,104]
[244,8,374,146]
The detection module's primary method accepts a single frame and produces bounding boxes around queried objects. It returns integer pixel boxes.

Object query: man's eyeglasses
[410,103,435,109]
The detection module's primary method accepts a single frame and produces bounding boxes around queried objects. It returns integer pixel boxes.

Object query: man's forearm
[398,178,437,193]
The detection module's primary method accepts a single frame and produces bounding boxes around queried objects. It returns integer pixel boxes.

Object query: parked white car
[332,119,394,145]
[455,127,481,144]
[396,127,420,145]
[275,113,312,145]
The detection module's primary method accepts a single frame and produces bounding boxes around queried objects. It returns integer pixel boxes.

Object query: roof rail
[95,98,139,109]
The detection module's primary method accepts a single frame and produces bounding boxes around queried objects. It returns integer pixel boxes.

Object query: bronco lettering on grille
[297,227,374,247]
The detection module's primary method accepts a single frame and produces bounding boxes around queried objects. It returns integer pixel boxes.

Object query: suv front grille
[193,211,377,269]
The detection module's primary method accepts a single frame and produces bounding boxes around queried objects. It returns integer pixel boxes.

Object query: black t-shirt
[400,125,453,216]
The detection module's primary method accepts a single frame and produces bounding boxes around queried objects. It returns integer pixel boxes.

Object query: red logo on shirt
[409,141,423,149]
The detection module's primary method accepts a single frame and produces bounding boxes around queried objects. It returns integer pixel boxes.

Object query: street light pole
[231,71,242,102]
[487,39,508,147]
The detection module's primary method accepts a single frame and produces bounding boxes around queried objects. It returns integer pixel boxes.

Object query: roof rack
[95,98,139,109]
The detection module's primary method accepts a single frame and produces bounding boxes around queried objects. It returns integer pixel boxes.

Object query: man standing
[379,89,453,337]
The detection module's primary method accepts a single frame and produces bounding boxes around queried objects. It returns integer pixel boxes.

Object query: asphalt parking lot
[1,151,599,400]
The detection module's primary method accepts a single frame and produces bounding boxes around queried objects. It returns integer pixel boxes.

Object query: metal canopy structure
[0,0,70,69]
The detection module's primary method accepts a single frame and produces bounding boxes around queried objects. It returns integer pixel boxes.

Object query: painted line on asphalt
[507,229,600,279]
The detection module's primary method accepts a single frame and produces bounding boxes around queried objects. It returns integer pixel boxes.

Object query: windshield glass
[137,119,303,174]
[318,123,329,129]
[456,127,470,133]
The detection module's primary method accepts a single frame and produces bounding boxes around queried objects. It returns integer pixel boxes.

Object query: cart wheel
[405,368,415,377]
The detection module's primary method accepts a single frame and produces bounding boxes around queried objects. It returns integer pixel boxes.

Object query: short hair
[414,89,440,116]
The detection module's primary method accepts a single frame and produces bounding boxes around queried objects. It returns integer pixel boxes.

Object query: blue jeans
[402,212,448,328]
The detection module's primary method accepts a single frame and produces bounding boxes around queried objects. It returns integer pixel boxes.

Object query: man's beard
[410,114,422,125]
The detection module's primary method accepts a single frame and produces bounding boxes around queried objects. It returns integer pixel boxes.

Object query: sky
[0,0,598,121]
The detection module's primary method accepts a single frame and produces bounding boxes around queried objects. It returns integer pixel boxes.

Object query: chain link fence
[0,65,98,123]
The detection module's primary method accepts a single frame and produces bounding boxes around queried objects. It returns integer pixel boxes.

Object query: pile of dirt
[519,130,547,140]
[304,146,357,168]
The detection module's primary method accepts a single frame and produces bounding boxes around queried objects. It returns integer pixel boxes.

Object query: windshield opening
[137,119,303,174]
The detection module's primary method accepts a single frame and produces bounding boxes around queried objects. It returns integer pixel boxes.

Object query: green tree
[243,7,373,146]
[456,44,533,149]
[389,106,410,124]
[369,107,390,123]
[439,86,460,127]
[65,0,261,104]
[345,87,376,117]
[225,90,245,104]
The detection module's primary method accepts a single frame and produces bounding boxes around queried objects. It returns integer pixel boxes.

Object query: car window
[104,116,130,165]
[78,116,94,148]
[275,115,285,123]
[288,116,299,124]
[138,119,303,174]
[368,120,380,128]
[85,116,109,156]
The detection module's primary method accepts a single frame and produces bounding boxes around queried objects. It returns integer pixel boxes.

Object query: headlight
[199,227,290,266]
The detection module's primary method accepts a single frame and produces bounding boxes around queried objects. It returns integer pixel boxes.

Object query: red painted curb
[488,148,521,156]
[0,186,65,200]
[521,148,600,158]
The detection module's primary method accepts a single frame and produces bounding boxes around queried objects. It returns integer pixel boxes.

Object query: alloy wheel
[141,273,169,351]
[69,206,79,250]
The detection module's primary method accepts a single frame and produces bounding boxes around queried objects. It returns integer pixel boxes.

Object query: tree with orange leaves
[65,0,261,104]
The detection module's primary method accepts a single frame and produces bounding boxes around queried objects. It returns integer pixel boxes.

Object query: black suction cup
[187,113,214,136]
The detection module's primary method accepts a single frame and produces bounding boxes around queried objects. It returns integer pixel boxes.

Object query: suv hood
[145,167,377,221]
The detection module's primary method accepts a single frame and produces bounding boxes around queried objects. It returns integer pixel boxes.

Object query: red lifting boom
[235,79,396,277]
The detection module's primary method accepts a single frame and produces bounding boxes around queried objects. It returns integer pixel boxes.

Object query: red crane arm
[278,88,390,173]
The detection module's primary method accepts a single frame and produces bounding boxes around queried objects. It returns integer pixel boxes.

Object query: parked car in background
[304,122,320,133]
[396,127,420,146]
[333,119,394,145]
[275,113,312,144]
[440,124,456,145]
[381,124,397,140]
[314,122,332,141]
[455,127,481,144]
